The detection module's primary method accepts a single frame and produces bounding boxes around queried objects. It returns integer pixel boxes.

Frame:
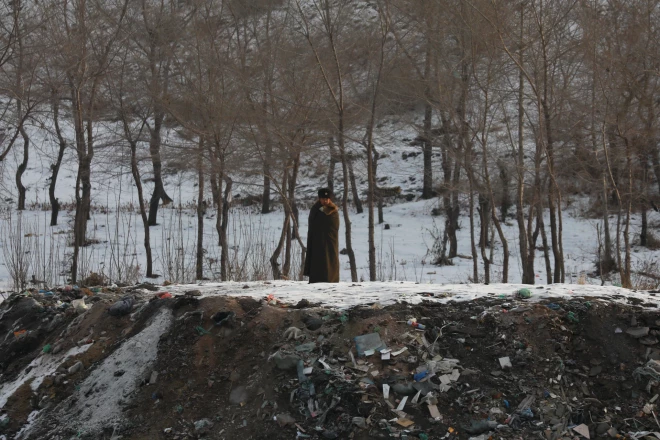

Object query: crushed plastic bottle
[406,319,426,330]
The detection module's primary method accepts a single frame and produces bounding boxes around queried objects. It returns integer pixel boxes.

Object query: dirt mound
[2,286,660,439]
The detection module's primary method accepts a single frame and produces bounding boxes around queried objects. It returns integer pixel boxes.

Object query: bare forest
[0,0,659,289]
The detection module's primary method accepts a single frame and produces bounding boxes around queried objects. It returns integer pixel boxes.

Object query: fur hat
[318,188,333,199]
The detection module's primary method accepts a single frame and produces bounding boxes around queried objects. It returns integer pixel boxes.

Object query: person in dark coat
[304,188,340,283]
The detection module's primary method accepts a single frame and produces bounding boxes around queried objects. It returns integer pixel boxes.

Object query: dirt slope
[2,286,660,439]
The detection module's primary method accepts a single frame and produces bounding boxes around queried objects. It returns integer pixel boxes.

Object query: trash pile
[3,284,660,439]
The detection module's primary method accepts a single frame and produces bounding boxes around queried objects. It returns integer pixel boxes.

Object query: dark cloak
[303,201,340,283]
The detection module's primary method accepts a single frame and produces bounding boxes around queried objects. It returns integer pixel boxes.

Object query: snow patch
[0,343,93,409]
[29,308,173,437]
[166,280,653,310]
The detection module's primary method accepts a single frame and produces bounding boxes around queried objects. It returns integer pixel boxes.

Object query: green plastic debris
[175,404,183,413]
[42,344,52,354]
[339,313,348,324]
[567,311,579,323]
[518,288,532,299]
[373,326,381,333]
[195,326,211,336]
[419,434,429,440]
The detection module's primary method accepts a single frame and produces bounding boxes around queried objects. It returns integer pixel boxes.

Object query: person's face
[319,197,331,206]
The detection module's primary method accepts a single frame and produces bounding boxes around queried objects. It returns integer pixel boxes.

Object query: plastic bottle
[407,320,426,330]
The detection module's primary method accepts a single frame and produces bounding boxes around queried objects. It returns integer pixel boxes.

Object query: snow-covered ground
[0,115,658,289]
[0,196,658,290]
[164,280,660,310]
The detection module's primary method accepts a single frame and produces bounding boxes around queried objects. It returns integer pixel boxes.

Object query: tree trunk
[447,161,461,258]
[478,193,490,283]
[640,153,650,247]
[498,161,512,222]
[468,183,478,283]
[538,201,552,284]
[517,3,533,285]
[284,152,301,278]
[347,157,363,214]
[622,141,633,288]
[129,135,154,278]
[327,137,336,193]
[50,100,67,226]
[652,149,660,198]
[147,112,173,226]
[339,129,357,281]
[196,138,205,280]
[601,175,615,271]
[220,175,232,281]
[210,173,219,207]
[262,139,272,214]
[641,205,648,247]
[16,123,28,211]
[70,87,93,284]
[270,168,289,280]
[421,42,433,199]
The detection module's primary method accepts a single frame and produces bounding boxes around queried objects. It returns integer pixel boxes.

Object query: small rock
[464,420,497,435]
[640,336,659,345]
[392,383,416,396]
[149,370,158,384]
[589,366,602,377]
[67,361,83,375]
[194,418,213,433]
[271,352,301,371]
[596,423,609,435]
[275,413,296,426]
[229,385,248,405]
[607,427,619,438]
[295,299,311,308]
[303,316,323,331]
[184,290,202,297]
[626,327,650,338]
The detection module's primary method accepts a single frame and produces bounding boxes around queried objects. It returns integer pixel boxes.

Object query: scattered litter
[517,288,532,298]
[396,396,408,411]
[108,295,134,317]
[391,347,408,357]
[572,423,590,438]
[499,356,512,370]
[212,310,235,326]
[428,404,441,419]
[354,333,387,356]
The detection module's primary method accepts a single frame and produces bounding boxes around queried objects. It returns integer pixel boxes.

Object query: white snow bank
[35,308,173,436]
[164,280,657,310]
[0,343,93,409]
